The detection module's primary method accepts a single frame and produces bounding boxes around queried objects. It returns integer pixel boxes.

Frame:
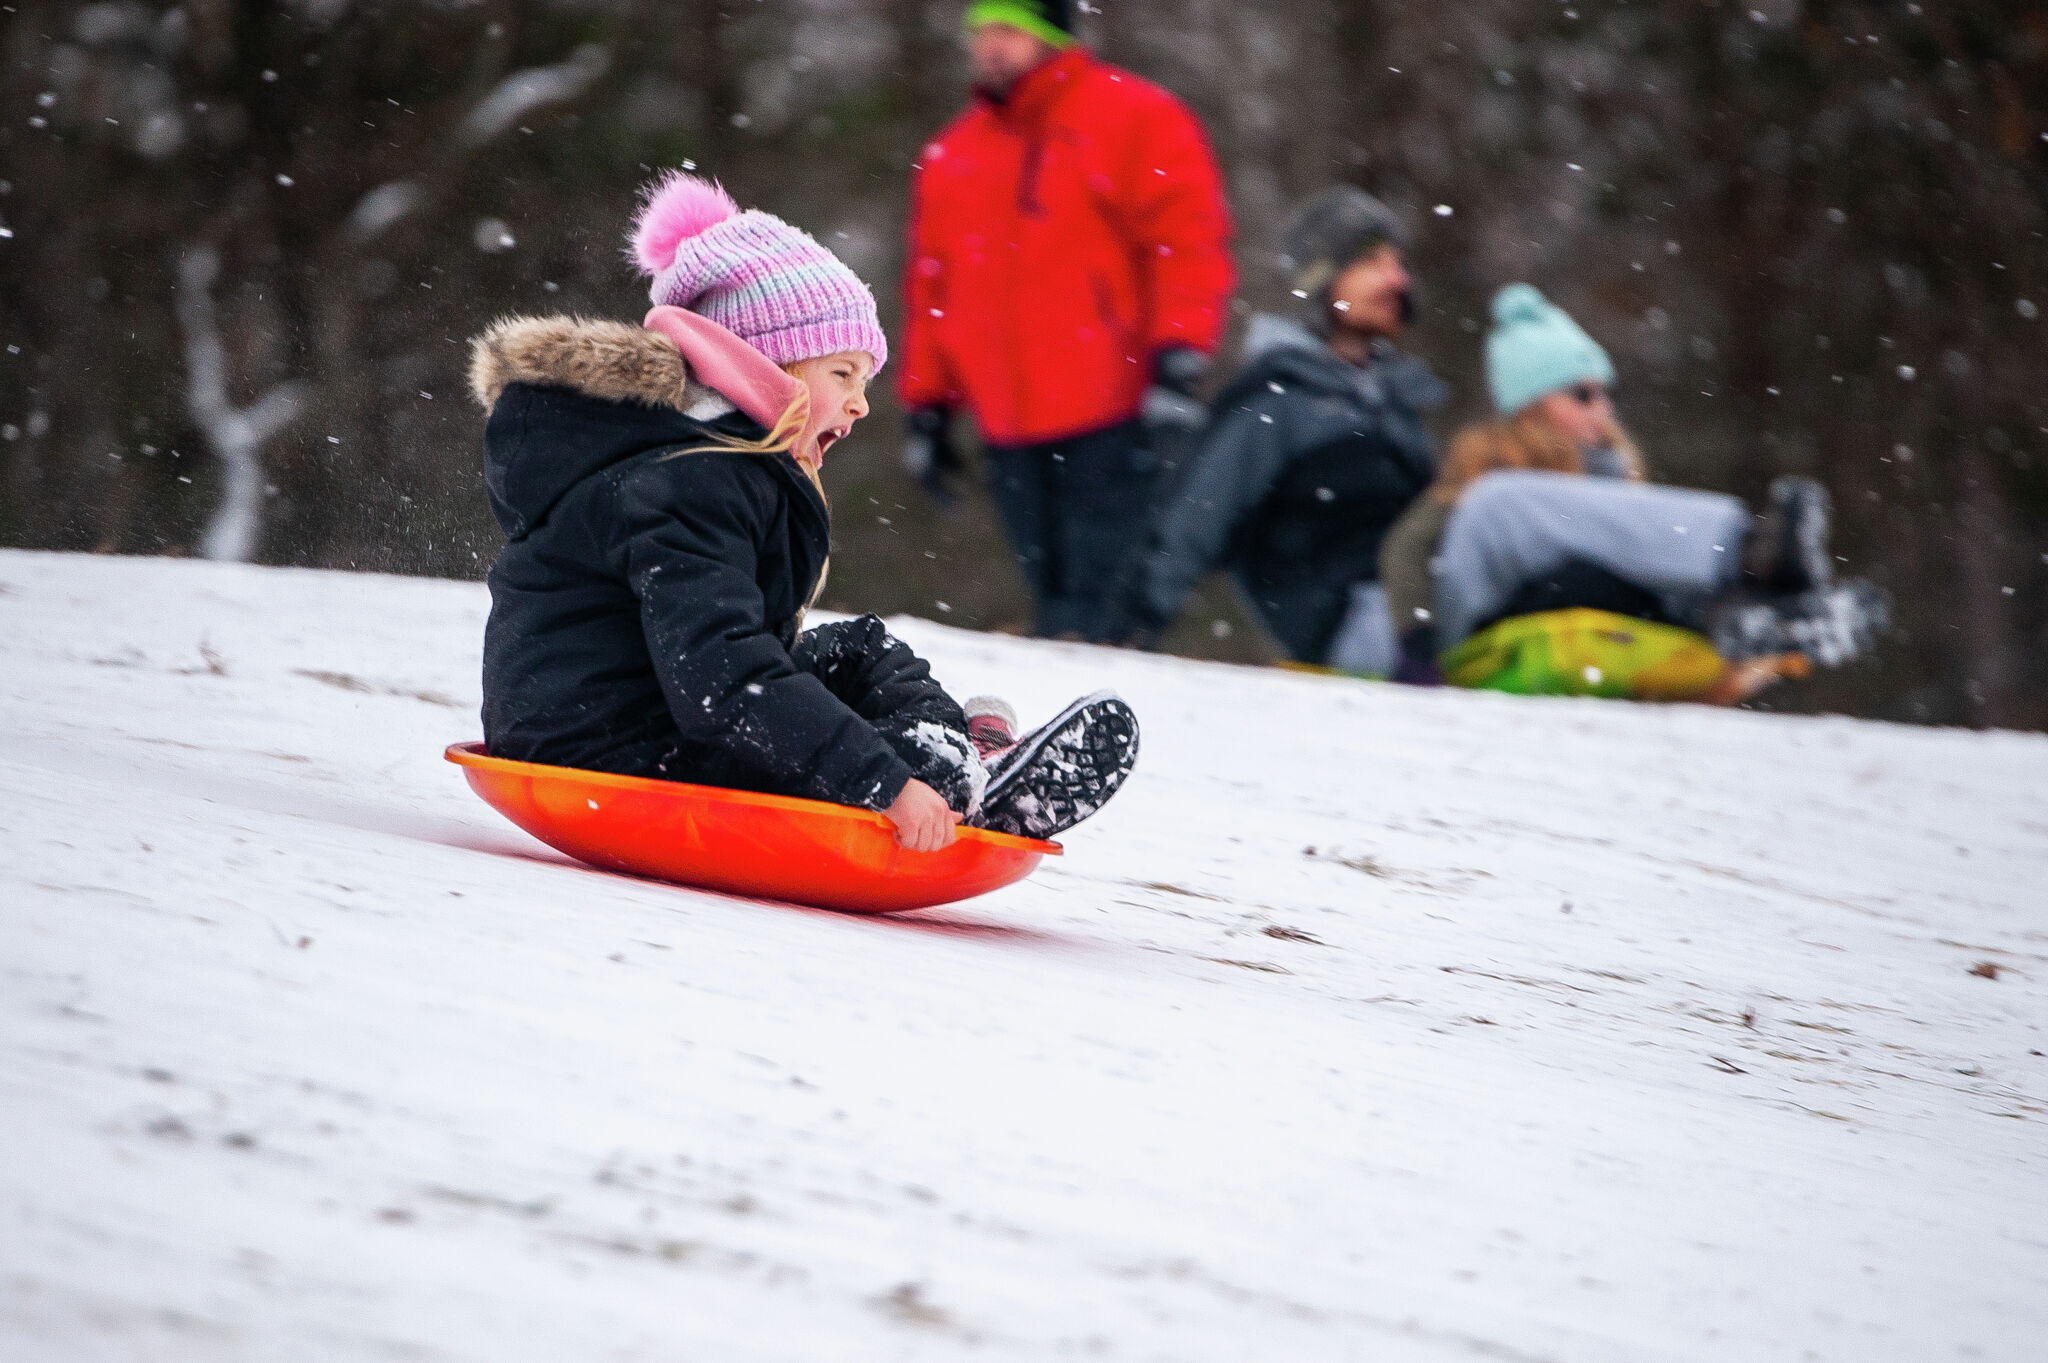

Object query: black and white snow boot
[1743,475,1835,595]
[972,691,1139,840]
[1710,578,1888,667]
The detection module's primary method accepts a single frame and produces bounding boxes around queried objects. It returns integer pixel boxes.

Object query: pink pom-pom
[629,171,739,276]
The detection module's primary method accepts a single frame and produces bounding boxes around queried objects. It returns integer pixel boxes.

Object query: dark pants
[1477,557,1681,635]
[984,420,1157,640]
[793,615,980,815]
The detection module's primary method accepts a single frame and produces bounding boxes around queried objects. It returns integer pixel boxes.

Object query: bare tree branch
[457,42,611,151]
[343,181,427,246]
[175,245,307,563]
[341,42,611,247]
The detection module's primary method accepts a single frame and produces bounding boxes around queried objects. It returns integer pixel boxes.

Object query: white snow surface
[3,550,2044,1362]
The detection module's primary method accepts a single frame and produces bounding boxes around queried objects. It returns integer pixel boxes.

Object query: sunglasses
[1568,384,1611,406]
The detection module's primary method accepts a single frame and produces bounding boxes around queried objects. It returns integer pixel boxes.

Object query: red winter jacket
[898,49,1235,447]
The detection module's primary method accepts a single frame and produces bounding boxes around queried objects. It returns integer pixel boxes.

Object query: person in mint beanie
[1378,283,1885,685]
[1487,283,1615,413]
[1479,283,1636,482]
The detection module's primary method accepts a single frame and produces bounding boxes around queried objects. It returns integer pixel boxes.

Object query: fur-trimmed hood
[468,314,726,415]
[471,314,760,541]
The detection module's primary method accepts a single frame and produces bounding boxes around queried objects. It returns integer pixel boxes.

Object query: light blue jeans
[1434,470,1751,647]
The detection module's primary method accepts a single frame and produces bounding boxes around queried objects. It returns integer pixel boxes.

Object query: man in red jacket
[899,0,1234,640]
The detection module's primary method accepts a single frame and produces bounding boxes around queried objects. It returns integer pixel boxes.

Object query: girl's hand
[883,779,961,852]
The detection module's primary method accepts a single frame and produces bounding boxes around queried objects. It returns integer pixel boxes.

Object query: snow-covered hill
[3,549,2044,1362]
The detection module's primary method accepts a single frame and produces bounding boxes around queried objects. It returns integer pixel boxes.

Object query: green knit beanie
[1485,283,1616,415]
[964,0,1077,49]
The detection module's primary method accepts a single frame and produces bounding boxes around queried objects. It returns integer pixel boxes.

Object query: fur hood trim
[467,314,725,414]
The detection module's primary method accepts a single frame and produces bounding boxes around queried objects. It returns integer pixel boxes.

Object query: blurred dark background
[4,0,2045,728]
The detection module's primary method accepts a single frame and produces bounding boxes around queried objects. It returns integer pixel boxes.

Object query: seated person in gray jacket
[1112,187,1445,668]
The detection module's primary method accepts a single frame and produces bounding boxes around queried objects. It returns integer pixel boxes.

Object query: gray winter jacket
[1126,314,1445,662]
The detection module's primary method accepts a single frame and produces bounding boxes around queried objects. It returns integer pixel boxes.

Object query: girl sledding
[462,172,1136,887]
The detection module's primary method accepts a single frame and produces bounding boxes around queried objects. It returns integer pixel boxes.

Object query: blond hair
[661,378,831,621]
[1430,408,1645,506]
[663,380,827,500]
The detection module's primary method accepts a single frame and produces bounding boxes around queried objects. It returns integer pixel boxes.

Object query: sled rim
[443,741,1062,855]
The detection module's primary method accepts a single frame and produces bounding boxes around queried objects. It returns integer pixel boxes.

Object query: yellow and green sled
[1440,608,1809,704]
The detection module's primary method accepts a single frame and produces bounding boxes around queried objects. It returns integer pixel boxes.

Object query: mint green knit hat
[964,0,1077,49]
[1485,283,1616,415]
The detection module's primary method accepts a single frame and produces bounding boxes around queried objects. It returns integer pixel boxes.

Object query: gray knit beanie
[1277,186,1408,334]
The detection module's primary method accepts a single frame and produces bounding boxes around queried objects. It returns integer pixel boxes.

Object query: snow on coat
[470,315,962,812]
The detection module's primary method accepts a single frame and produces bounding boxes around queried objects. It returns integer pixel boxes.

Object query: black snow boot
[1742,475,1834,595]
[1709,579,1888,667]
[973,692,1139,840]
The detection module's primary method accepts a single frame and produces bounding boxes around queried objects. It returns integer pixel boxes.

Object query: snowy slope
[2,549,2044,1363]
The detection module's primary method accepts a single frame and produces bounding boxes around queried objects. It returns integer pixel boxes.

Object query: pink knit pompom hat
[628,171,888,372]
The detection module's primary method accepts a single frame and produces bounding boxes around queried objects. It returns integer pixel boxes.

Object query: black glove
[1391,626,1442,687]
[1153,345,1209,395]
[1098,551,1174,651]
[1140,346,1210,433]
[902,405,964,508]
[1098,595,1168,651]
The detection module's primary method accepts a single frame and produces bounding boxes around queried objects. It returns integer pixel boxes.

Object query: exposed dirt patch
[875,1281,955,1328]
[1202,957,1292,975]
[293,669,459,708]
[1261,925,1324,945]
[421,1185,552,1219]
[1126,879,1223,901]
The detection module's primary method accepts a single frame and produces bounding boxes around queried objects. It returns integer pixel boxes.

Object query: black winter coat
[1126,314,1445,662]
[471,315,961,811]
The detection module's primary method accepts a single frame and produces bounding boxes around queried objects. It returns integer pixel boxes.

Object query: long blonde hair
[1430,407,1645,506]
[662,379,831,618]
[664,381,826,499]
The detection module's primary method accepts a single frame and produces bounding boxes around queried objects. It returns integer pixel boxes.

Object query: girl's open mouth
[817,426,849,455]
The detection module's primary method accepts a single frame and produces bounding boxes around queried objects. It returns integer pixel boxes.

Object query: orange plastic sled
[445,742,1059,913]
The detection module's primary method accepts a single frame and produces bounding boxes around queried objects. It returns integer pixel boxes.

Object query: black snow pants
[790,615,981,816]
[984,419,1158,642]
